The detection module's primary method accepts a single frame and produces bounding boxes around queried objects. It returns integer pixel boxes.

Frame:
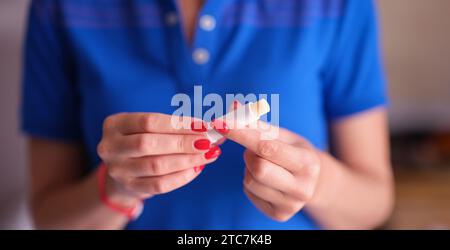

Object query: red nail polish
[212,119,229,134]
[194,139,211,150]
[205,146,221,160]
[191,121,207,132]
[194,165,205,173]
[233,101,239,110]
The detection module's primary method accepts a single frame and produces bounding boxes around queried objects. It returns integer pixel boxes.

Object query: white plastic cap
[249,99,270,118]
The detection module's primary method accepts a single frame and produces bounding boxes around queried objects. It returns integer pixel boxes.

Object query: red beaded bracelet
[97,163,143,220]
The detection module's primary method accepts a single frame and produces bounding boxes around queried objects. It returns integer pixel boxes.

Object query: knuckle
[108,164,121,179]
[135,135,150,152]
[286,202,302,215]
[291,187,305,200]
[181,171,193,183]
[140,113,161,132]
[303,186,315,200]
[176,137,185,152]
[121,178,135,192]
[114,175,129,187]
[103,115,116,132]
[294,200,305,210]
[139,114,153,131]
[272,210,292,222]
[294,186,314,201]
[97,141,109,159]
[302,149,320,166]
[243,174,253,189]
[134,161,147,176]
[152,180,167,194]
[308,162,321,179]
[189,154,202,166]
[149,158,164,175]
[257,140,278,157]
[116,177,131,188]
[243,150,252,164]
[251,160,268,181]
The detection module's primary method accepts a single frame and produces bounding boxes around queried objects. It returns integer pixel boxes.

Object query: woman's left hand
[213,119,322,222]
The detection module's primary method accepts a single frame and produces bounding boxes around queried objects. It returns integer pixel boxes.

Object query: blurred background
[1,0,449,229]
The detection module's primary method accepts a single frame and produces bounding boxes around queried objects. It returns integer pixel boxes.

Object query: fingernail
[191,121,207,132]
[212,119,229,134]
[194,165,205,173]
[194,139,211,150]
[233,101,239,110]
[205,146,221,160]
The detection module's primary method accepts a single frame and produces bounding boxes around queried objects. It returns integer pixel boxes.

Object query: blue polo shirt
[21,0,387,229]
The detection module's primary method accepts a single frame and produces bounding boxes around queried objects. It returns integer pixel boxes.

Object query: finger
[243,169,305,214]
[243,150,300,195]
[229,126,317,175]
[216,121,261,150]
[215,118,276,142]
[243,188,276,220]
[244,150,316,201]
[217,115,310,148]
[254,120,310,146]
[105,113,205,135]
[130,167,200,195]
[210,101,243,146]
[255,139,320,175]
[113,153,219,178]
[244,188,294,222]
[113,134,213,158]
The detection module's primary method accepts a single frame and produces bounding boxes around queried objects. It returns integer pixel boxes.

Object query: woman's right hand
[97,113,221,205]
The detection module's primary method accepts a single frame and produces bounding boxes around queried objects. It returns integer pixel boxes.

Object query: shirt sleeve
[322,0,388,120]
[21,0,82,142]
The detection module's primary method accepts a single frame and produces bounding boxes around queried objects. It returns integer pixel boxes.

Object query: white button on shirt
[192,48,210,65]
[199,15,216,31]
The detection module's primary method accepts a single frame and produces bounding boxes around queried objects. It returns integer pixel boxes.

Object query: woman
[22,0,394,229]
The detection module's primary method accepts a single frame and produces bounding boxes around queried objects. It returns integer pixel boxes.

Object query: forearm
[31,170,130,230]
[306,151,394,229]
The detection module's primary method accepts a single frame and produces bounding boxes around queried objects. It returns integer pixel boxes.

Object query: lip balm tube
[206,99,271,144]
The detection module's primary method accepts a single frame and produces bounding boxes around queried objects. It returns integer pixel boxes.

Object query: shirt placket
[163,0,225,92]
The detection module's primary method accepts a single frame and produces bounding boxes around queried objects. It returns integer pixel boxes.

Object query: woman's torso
[49,0,345,229]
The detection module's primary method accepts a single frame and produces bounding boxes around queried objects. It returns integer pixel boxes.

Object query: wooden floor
[385,167,450,229]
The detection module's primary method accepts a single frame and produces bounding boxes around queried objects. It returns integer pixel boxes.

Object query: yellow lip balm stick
[206,99,271,144]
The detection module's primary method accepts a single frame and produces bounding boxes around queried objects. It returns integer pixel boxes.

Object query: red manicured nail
[194,165,205,173]
[212,119,229,134]
[205,146,221,160]
[191,121,207,132]
[233,101,239,110]
[194,139,211,150]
